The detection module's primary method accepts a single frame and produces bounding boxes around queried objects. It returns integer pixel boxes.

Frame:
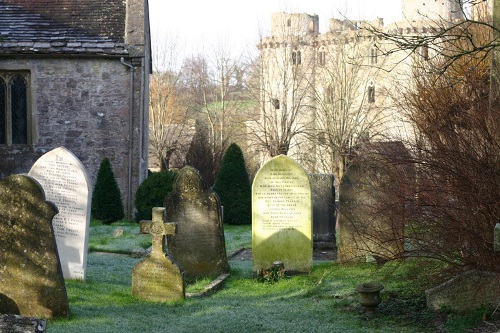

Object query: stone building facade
[0,0,151,217]
[256,0,474,173]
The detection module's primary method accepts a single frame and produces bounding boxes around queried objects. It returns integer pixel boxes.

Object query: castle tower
[270,12,319,38]
[402,0,464,21]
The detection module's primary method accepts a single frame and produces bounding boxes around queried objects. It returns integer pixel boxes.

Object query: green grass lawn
[47,221,490,333]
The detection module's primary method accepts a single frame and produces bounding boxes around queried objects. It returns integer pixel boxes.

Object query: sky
[148,0,403,65]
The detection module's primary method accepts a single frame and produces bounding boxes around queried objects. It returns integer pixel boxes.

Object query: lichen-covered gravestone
[132,207,185,302]
[165,166,230,278]
[28,146,91,280]
[252,155,313,273]
[0,175,69,319]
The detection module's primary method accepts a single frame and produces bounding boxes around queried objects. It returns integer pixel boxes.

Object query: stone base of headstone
[186,273,230,298]
[0,314,47,333]
[426,270,500,312]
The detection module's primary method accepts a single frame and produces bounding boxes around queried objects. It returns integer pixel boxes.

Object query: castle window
[325,84,334,104]
[271,98,280,109]
[287,18,291,27]
[370,47,378,64]
[0,72,30,145]
[292,50,301,65]
[367,82,375,103]
[318,51,326,66]
[421,44,429,60]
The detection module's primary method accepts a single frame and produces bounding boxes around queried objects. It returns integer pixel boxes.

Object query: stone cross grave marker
[0,174,69,319]
[132,207,185,302]
[165,166,230,278]
[28,146,91,280]
[252,155,313,273]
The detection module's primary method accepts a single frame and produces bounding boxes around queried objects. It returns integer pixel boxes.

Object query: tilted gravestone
[310,174,336,250]
[0,175,69,319]
[252,155,313,273]
[132,207,185,302]
[28,146,91,280]
[165,166,230,278]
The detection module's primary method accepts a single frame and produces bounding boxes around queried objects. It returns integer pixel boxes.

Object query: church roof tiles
[0,0,128,55]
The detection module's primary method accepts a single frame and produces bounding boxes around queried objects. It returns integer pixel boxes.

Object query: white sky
[149,0,403,63]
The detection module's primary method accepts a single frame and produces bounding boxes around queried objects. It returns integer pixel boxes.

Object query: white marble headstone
[29,147,91,280]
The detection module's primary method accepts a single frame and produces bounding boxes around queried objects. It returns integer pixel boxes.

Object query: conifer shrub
[213,143,251,225]
[134,170,177,221]
[91,158,124,224]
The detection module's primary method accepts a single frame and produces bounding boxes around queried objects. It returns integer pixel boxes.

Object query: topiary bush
[134,170,177,222]
[91,158,124,224]
[213,143,251,225]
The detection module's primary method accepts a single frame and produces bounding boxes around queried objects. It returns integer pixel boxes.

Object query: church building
[0,0,151,217]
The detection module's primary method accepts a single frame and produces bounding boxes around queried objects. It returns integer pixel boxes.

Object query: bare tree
[249,13,317,164]
[366,10,500,272]
[149,34,192,170]
[180,46,250,184]
[312,27,393,183]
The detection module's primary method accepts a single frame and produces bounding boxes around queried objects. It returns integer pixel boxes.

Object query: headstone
[165,166,230,278]
[310,174,336,249]
[0,315,47,333]
[426,270,500,312]
[28,146,91,280]
[495,223,500,252]
[252,155,313,273]
[0,175,69,319]
[336,143,409,263]
[132,207,185,302]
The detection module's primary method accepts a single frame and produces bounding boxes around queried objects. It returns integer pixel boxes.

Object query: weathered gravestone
[165,166,230,278]
[337,142,409,263]
[0,175,69,319]
[252,155,313,273]
[310,174,336,250]
[132,207,185,302]
[28,146,91,280]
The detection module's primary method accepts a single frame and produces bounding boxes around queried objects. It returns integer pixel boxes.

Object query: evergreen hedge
[134,170,177,221]
[91,158,124,224]
[213,143,251,224]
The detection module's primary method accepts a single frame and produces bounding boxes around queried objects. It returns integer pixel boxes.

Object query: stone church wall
[0,57,146,216]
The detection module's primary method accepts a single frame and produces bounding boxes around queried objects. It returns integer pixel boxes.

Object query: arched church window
[10,75,28,144]
[0,71,30,145]
[0,80,5,144]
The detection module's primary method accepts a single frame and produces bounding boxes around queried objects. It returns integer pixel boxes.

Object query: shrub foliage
[213,143,251,225]
[134,170,177,221]
[91,158,124,224]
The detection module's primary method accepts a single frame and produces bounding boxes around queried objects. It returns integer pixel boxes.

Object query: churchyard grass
[89,219,152,254]
[48,222,491,333]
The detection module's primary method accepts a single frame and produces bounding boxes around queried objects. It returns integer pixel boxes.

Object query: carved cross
[140,207,177,257]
